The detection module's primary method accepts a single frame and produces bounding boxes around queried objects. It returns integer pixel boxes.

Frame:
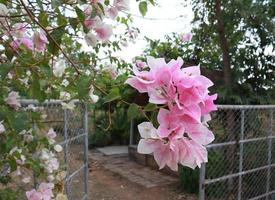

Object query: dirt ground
[89,153,198,200]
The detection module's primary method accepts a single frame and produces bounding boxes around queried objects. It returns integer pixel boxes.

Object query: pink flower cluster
[8,23,48,52]
[84,0,129,45]
[126,57,217,171]
[26,182,54,200]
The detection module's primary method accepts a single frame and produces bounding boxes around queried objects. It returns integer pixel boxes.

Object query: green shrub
[178,166,199,194]
[89,131,112,147]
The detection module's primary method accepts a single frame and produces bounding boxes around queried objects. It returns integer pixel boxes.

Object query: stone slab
[97,145,128,156]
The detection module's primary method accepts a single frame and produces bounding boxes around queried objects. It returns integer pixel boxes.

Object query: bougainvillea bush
[0,0,157,199]
[126,56,217,171]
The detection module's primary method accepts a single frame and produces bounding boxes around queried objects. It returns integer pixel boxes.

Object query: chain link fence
[20,100,89,200]
[199,105,275,200]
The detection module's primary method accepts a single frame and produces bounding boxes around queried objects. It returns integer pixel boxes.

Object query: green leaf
[76,75,91,99]
[149,0,155,5]
[57,13,67,26]
[139,1,148,17]
[10,112,29,132]
[127,103,139,120]
[38,12,49,27]
[0,64,13,79]
[31,74,45,102]
[104,88,121,103]
[144,103,157,111]
[75,6,85,22]
[69,18,79,30]
[48,26,65,55]
[104,0,110,6]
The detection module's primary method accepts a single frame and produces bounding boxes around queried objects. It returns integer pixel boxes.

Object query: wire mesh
[20,100,89,200]
[200,106,275,200]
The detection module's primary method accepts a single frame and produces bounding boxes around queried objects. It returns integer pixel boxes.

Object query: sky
[116,0,194,61]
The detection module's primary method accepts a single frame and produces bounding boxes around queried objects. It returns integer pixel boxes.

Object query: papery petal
[153,143,170,169]
[125,77,148,93]
[137,139,154,154]
[182,66,200,76]
[137,122,158,138]
[184,123,215,145]
[147,56,166,70]
[200,94,218,115]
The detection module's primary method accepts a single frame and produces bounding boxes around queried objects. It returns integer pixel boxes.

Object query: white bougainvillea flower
[61,101,75,110]
[47,175,54,182]
[53,59,66,77]
[85,32,97,47]
[46,128,56,139]
[89,86,99,103]
[5,91,21,109]
[61,79,69,87]
[0,121,5,134]
[10,23,28,38]
[54,144,63,153]
[0,3,9,27]
[22,176,31,183]
[24,134,34,143]
[95,23,113,41]
[60,91,71,101]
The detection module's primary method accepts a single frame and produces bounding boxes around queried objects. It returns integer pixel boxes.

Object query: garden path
[89,150,198,200]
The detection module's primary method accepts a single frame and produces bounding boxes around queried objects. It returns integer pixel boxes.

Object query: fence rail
[199,105,275,200]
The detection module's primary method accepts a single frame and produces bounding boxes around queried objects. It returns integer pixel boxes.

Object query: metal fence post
[238,109,245,200]
[83,103,89,200]
[129,119,134,146]
[266,109,273,200]
[63,108,69,194]
[199,163,206,200]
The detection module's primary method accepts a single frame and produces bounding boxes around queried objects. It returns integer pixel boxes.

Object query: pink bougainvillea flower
[176,75,213,108]
[200,94,218,115]
[5,91,21,109]
[178,139,208,169]
[95,23,113,41]
[33,30,48,52]
[114,0,130,11]
[157,108,181,138]
[26,183,54,200]
[180,32,193,42]
[137,122,180,171]
[84,16,101,29]
[125,65,155,93]
[38,182,54,200]
[127,56,217,171]
[26,189,43,200]
[182,121,214,145]
[106,6,118,19]
[135,60,146,69]
[10,37,33,50]
[46,128,56,139]
[0,121,5,134]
